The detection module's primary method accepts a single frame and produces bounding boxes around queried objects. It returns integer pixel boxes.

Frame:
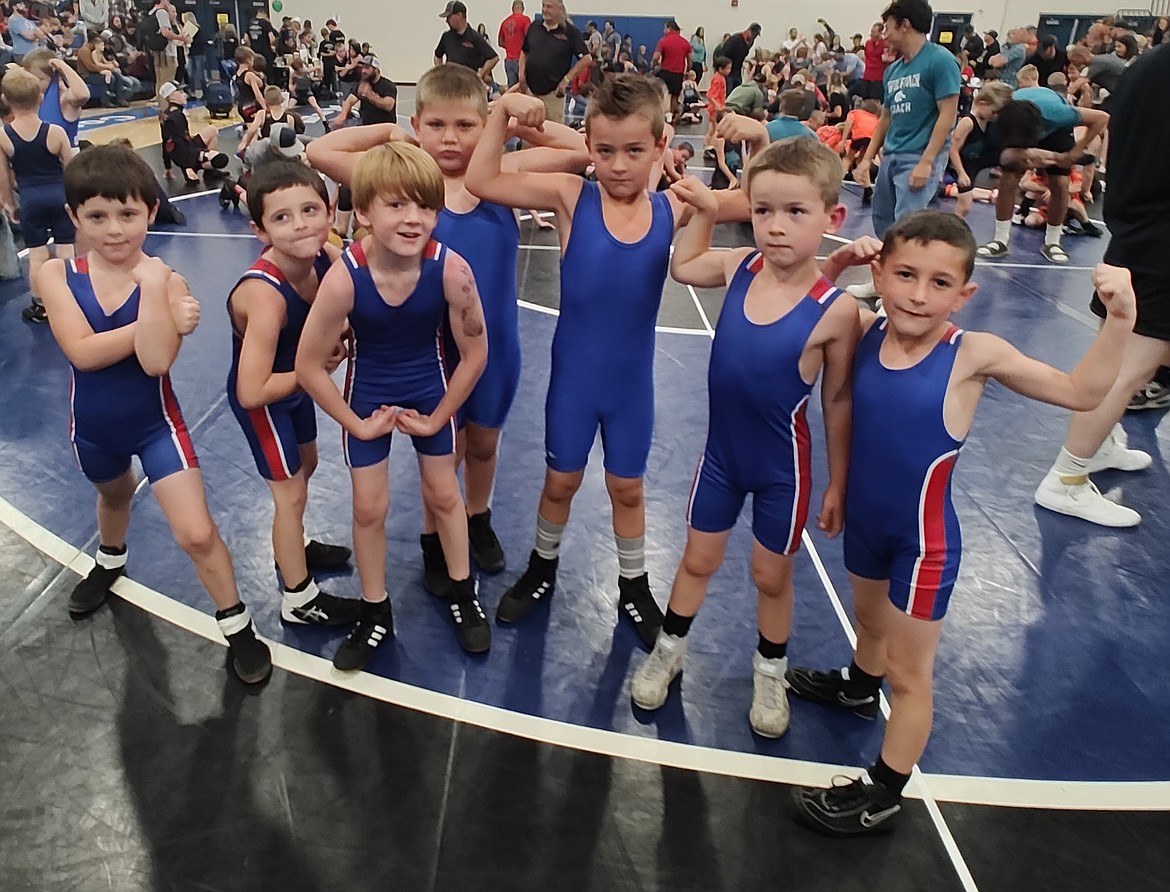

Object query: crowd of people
[5,0,1168,844]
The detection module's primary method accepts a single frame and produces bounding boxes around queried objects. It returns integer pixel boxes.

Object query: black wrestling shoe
[68,562,125,617]
[280,581,361,626]
[448,577,490,654]
[21,301,48,323]
[793,773,903,836]
[784,666,881,719]
[468,509,505,573]
[617,573,663,649]
[420,533,451,598]
[496,551,557,623]
[216,604,272,685]
[333,600,394,672]
[304,539,352,572]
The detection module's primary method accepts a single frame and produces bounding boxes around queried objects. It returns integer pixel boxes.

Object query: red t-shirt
[863,37,888,81]
[706,72,727,109]
[655,31,691,74]
[498,13,531,61]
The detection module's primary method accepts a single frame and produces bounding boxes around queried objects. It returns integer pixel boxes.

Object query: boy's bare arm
[41,260,138,371]
[306,123,411,185]
[132,257,182,377]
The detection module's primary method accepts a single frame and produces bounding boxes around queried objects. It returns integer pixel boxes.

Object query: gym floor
[0,93,1167,891]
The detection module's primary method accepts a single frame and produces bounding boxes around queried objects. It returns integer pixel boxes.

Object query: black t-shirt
[963,35,983,59]
[277,25,297,55]
[1103,45,1170,266]
[246,18,276,61]
[435,26,497,70]
[1027,48,1068,85]
[359,76,398,125]
[521,21,587,95]
[721,32,752,71]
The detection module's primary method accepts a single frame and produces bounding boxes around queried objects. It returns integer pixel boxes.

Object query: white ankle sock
[1045,224,1063,247]
[994,219,1012,244]
[1051,447,1090,484]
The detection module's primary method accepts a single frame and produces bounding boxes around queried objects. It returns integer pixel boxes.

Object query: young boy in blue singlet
[307,63,589,596]
[226,161,361,629]
[296,142,490,670]
[786,210,1135,835]
[631,139,860,738]
[42,144,272,684]
[0,69,75,324]
[465,74,750,648]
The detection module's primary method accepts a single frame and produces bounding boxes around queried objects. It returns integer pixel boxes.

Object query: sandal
[1041,243,1069,264]
[976,240,1009,258]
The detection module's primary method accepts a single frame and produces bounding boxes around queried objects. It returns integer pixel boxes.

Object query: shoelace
[823,776,870,808]
[755,672,787,712]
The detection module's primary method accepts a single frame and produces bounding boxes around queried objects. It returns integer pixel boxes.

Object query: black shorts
[1090,254,1170,341]
[1038,127,1076,175]
[658,70,684,98]
[850,137,871,156]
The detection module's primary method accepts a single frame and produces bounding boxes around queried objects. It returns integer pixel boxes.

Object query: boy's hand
[497,91,546,130]
[816,485,844,539]
[1092,263,1137,322]
[715,112,768,151]
[394,408,441,437]
[854,161,873,188]
[169,292,201,335]
[354,405,399,441]
[131,256,172,289]
[669,176,719,215]
[325,337,347,373]
[826,236,883,270]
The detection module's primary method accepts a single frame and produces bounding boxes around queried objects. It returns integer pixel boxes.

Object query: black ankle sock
[286,576,312,593]
[845,660,882,694]
[756,633,788,660]
[215,602,245,621]
[868,755,911,795]
[99,543,127,556]
[360,597,391,620]
[662,608,694,638]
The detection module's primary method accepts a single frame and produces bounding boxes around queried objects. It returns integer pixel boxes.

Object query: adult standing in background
[244,9,277,72]
[1027,34,1068,86]
[1034,44,1170,527]
[80,0,109,32]
[652,18,691,121]
[519,0,590,125]
[961,24,983,64]
[436,1,499,80]
[690,27,706,82]
[719,22,759,92]
[498,2,531,88]
[602,20,621,60]
[860,21,888,100]
[148,0,183,102]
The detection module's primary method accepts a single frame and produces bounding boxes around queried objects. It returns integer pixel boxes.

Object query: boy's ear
[410,114,419,133]
[249,219,272,245]
[826,202,847,234]
[147,200,159,225]
[953,280,978,312]
[869,256,884,282]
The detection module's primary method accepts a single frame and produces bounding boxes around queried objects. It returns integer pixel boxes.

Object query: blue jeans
[871,152,948,238]
[187,53,208,96]
[505,58,520,88]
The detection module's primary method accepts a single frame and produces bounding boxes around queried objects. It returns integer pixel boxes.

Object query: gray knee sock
[534,514,565,561]
[616,535,645,579]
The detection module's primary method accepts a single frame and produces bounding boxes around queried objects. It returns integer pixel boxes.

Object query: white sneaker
[1087,424,1152,473]
[846,280,879,300]
[1034,471,1141,527]
[749,652,791,738]
[631,632,687,711]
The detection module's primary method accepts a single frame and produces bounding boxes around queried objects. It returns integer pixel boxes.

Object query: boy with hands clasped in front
[631,138,860,737]
[786,210,1136,835]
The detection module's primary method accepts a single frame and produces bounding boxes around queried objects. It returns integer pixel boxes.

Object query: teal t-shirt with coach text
[882,41,961,155]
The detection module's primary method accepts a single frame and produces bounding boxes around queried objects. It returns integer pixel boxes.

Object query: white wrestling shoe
[749,653,791,738]
[1034,472,1141,527]
[631,632,686,711]
[845,280,880,300]
[1086,424,1152,473]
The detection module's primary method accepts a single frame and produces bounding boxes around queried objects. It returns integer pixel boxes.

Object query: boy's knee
[174,519,219,558]
[752,561,789,597]
[544,474,582,504]
[605,475,643,510]
[465,431,497,464]
[681,547,722,580]
[422,477,461,516]
[353,492,389,528]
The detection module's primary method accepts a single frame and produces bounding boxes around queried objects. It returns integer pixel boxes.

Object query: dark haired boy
[849,0,960,300]
[42,144,271,684]
[466,76,750,646]
[976,89,1107,264]
[226,161,359,627]
[787,210,1135,834]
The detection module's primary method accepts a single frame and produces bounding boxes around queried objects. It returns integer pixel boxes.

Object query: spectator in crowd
[519,0,590,125]
[1026,33,1068,85]
[435,1,498,81]
[328,55,397,129]
[8,1,49,61]
[860,21,888,100]
[77,31,131,107]
[719,21,760,91]
[497,1,530,88]
[690,26,706,81]
[988,26,1027,87]
[652,18,691,122]
[244,7,277,71]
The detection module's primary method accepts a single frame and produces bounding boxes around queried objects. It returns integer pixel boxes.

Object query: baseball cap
[158,81,183,102]
[439,1,467,18]
[986,29,998,39]
[361,54,381,68]
[100,29,114,40]
[268,123,302,158]
[748,22,762,35]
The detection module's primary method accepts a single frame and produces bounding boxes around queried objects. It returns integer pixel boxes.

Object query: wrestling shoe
[448,577,491,654]
[750,653,790,738]
[420,533,451,598]
[784,665,880,719]
[496,551,557,623]
[618,573,664,648]
[1127,381,1170,412]
[68,552,126,617]
[468,509,505,573]
[794,772,903,836]
[630,632,686,710]
[305,539,352,571]
[1034,473,1140,527]
[333,599,394,671]
[1086,424,1152,473]
[280,580,361,626]
[216,604,272,685]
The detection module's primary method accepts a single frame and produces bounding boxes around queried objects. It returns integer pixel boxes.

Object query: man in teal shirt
[850,0,959,299]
